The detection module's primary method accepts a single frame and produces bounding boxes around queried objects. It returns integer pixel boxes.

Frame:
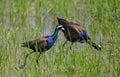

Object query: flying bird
[57,17,101,50]
[21,25,64,68]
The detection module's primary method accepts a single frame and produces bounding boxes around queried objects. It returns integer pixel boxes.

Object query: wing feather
[22,36,49,51]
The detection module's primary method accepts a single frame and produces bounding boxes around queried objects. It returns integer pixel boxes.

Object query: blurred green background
[0,0,120,77]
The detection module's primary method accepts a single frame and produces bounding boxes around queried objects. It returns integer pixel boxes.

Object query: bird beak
[59,25,65,30]
[61,27,65,31]
[57,25,64,30]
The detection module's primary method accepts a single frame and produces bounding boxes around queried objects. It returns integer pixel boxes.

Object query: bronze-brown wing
[57,17,80,42]
[22,36,49,51]
[68,22,84,33]
[57,17,84,34]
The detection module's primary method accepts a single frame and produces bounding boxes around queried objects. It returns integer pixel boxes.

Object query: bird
[20,24,64,68]
[57,17,101,50]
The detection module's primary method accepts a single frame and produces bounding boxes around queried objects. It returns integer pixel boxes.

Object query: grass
[0,0,120,77]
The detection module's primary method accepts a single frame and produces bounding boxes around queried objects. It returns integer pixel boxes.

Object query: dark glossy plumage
[21,35,49,52]
[20,25,63,68]
[57,17,101,50]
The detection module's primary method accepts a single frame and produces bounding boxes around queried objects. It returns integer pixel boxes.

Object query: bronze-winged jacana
[57,17,101,50]
[21,25,64,68]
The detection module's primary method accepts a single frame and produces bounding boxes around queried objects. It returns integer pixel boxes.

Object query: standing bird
[21,25,64,68]
[57,17,101,50]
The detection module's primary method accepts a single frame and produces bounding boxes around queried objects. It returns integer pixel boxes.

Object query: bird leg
[63,40,68,46]
[63,41,73,49]
[69,43,73,49]
[19,52,34,69]
[36,53,41,65]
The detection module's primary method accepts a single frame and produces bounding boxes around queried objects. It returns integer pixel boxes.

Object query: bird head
[56,24,65,31]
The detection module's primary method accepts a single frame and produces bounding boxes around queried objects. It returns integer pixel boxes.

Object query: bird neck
[45,28,59,50]
[51,28,59,40]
